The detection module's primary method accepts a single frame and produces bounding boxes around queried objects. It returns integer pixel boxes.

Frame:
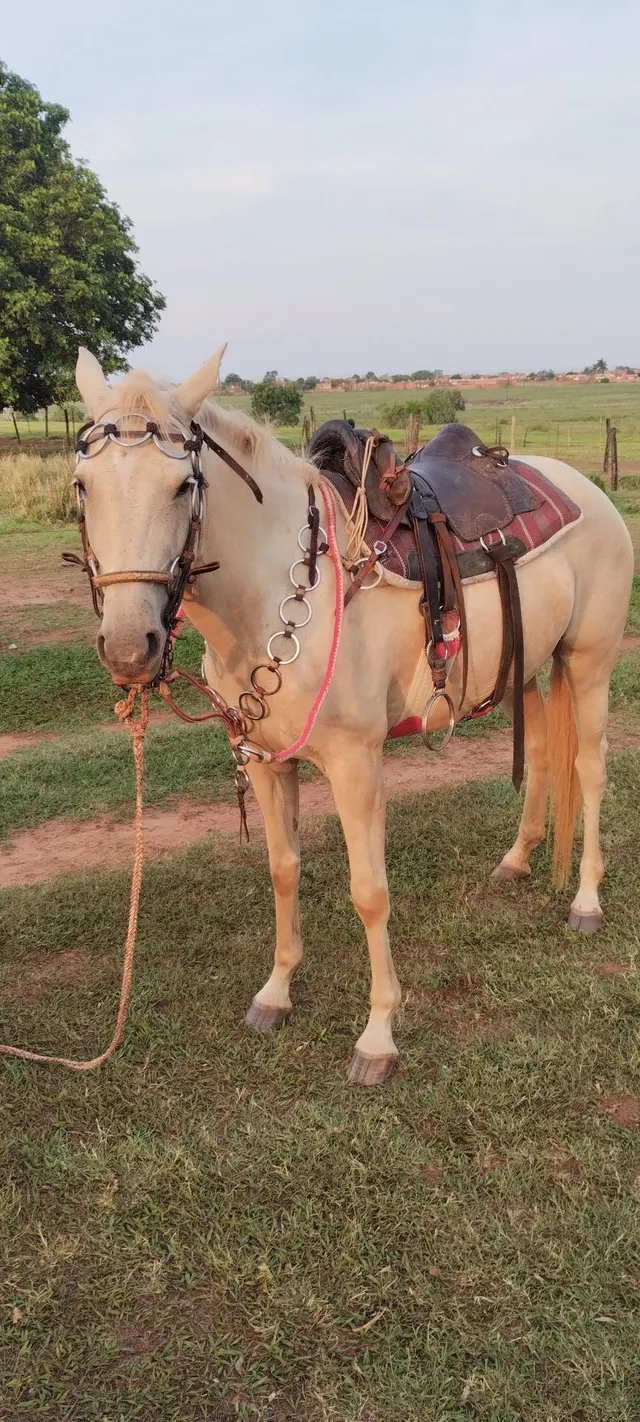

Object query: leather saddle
[307,419,538,789]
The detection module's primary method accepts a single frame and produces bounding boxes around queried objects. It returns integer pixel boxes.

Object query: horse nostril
[146,631,160,662]
[97,632,107,664]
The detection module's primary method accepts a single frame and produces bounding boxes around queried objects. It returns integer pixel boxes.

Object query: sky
[3,0,640,380]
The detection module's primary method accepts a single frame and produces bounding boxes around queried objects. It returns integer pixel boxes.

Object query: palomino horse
[74,347,633,1084]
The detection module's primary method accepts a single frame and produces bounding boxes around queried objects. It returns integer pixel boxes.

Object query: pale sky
[3,0,640,380]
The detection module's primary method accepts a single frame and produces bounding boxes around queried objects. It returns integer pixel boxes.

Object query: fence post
[45,406,49,439]
[510,415,516,452]
[11,411,21,443]
[309,405,316,434]
[603,418,618,489]
[302,415,310,447]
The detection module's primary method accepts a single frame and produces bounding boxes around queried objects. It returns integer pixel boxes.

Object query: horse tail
[547,655,581,887]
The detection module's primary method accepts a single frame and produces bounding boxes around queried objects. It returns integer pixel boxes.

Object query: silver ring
[290,559,321,590]
[110,431,154,447]
[77,435,109,459]
[297,523,327,553]
[480,529,506,553]
[421,691,456,751]
[351,558,382,590]
[266,630,300,664]
[471,445,484,458]
[279,594,312,628]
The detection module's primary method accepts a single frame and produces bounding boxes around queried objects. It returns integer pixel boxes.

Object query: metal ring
[471,445,484,458]
[290,559,320,590]
[279,594,312,629]
[251,663,283,697]
[479,528,507,554]
[266,630,300,665]
[350,558,382,591]
[297,523,327,553]
[239,690,266,721]
[77,435,109,459]
[421,690,456,752]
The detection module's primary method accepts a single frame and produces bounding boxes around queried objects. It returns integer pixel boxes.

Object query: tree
[263,370,279,385]
[0,62,165,413]
[380,391,465,426]
[583,359,608,375]
[222,372,243,386]
[411,369,434,380]
[251,381,303,425]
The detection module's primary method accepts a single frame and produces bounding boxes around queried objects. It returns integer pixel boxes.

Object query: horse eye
[176,478,193,498]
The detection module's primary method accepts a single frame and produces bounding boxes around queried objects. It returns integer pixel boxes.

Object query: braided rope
[0,689,149,1071]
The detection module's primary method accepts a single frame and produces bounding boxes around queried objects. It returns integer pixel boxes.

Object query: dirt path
[0,735,515,888]
[2,722,640,889]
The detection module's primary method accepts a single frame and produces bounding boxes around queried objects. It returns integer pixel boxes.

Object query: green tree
[0,62,165,413]
[222,372,243,386]
[251,381,303,425]
[411,369,434,380]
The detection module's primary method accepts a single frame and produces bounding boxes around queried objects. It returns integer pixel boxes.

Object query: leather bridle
[64,412,262,680]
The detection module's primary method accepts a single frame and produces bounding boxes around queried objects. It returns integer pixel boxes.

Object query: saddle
[307,420,546,789]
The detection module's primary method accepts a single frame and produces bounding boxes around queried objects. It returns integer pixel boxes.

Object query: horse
[73,345,634,1084]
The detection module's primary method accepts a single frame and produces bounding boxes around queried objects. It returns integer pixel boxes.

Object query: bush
[0,451,76,522]
[379,390,465,427]
[250,382,303,426]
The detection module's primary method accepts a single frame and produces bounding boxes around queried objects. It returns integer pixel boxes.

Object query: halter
[64,412,262,680]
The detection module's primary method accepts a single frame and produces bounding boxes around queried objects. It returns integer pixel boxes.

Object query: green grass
[1,762,640,1420]
[0,629,205,733]
[0,720,236,840]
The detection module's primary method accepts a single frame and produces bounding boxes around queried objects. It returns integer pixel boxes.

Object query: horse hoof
[347,1051,398,1086]
[568,910,603,935]
[245,1000,291,1032]
[491,860,531,881]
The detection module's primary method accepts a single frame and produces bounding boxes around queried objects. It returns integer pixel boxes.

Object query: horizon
[3,1,640,380]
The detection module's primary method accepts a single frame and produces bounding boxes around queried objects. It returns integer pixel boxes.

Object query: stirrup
[421,689,456,752]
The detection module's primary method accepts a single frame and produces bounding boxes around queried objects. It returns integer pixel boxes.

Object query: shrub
[379,390,465,427]
[250,382,303,426]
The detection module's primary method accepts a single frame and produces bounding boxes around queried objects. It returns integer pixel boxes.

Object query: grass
[0,629,205,733]
[0,451,75,522]
[1,764,639,1419]
[0,720,236,840]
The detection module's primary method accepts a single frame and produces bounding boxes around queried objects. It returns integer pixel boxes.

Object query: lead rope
[344,433,375,561]
[0,688,148,1070]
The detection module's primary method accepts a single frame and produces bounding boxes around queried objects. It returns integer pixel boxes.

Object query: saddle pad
[323,458,582,586]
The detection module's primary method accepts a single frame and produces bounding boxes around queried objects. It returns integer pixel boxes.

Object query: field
[1,401,640,1420]
[4,380,640,475]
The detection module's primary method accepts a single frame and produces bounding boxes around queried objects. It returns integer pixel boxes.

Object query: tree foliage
[381,390,465,426]
[0,62,165,412]
[251,381,303,426]
[583,358,608,375]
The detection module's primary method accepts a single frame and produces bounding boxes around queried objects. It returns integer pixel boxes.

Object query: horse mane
[111,370,310,484]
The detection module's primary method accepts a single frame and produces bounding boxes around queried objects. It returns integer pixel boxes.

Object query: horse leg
[326,744,401,1085]
[492,677,549,880]
[562,657,611,932]
[245,761,303,1031]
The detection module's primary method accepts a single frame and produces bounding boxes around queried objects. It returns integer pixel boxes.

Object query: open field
[1,431,640,1419]
[3,381,640,473]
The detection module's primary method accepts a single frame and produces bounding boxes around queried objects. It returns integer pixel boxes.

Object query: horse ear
[174,344,228,419]
[75,348,112,417]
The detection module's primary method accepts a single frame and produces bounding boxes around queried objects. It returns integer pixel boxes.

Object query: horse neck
[187,440,311,673]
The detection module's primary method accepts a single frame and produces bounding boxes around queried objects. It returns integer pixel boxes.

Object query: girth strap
[485,544,525,790]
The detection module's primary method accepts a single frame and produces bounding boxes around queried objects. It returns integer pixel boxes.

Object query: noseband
[64,413,262,679]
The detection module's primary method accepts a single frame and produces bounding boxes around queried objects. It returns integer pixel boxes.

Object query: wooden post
[45,406,49,439]
[343,408,347,422]
[302,415,310,447]
[610,426,618,490]
[63,407,71,448]
[404,412,420,455]
[567,425,571,449]
[11,410,21,443]
[309,405,316,433]
[555,421,560,454]
[523,427,528,447]
[510,414,516,452]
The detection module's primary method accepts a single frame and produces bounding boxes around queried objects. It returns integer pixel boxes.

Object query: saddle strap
[428,512,469,711]
[486,546,525,790]
[410,513,445,680]
[344,499,408,607]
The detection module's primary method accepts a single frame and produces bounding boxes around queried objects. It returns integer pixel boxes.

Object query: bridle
[64,412,262,680]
